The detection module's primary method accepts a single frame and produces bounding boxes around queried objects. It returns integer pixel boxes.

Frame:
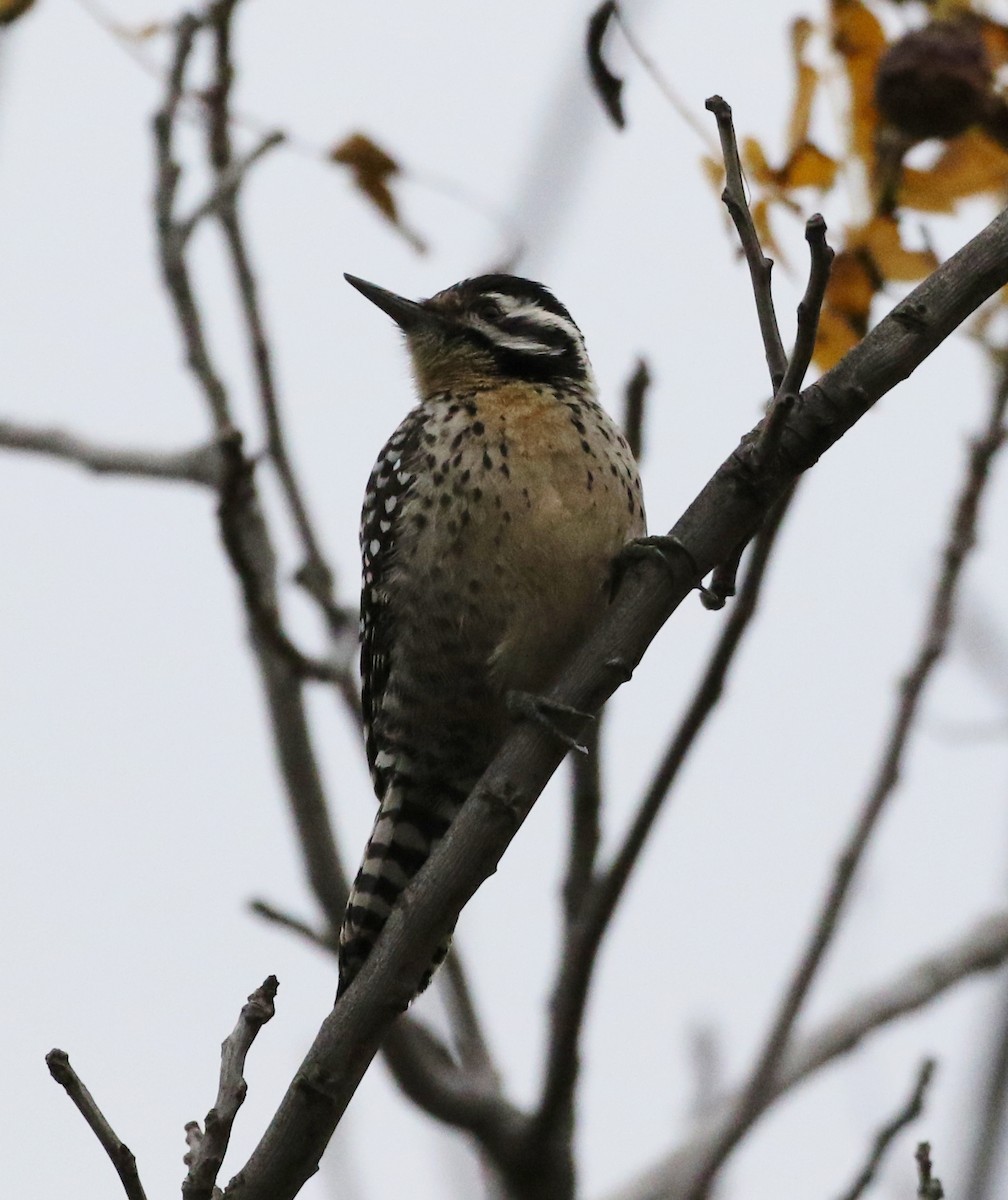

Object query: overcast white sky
[3,3,1008,1199]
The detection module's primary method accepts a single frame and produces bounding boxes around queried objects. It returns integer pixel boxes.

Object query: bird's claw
[612,535,718,606]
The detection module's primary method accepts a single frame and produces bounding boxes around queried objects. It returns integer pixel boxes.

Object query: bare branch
[249,899,337,953]
[178,131,285,244]
[0,420,224,486]
[609,912,1008,1200]
[46,1049,148,1200]
[202,3,352,644]
[183,976,279,1200]
[683,362,1008,1200]
[835,1058,935,1200]
[215,430,345,685]
[705,94,788,391]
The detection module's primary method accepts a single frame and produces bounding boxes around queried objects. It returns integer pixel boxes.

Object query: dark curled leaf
[587,2,625,129]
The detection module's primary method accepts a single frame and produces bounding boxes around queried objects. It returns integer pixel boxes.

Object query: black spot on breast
[581,440,594,456]
[500,462,511,479]
[482,450,493,470]
[440,493,452,507]
[473,420,485,436]
[499,441,509,457]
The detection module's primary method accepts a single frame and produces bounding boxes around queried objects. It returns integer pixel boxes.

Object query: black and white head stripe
[427,274,593,384]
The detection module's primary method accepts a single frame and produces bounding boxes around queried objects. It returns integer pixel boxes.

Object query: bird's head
[345,273,595,397]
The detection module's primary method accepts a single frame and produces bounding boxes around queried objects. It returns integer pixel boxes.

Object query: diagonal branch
[46,1050,148,1200]
[220,193,1008,1200]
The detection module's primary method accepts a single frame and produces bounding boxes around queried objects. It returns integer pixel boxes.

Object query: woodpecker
[338,272,646,997]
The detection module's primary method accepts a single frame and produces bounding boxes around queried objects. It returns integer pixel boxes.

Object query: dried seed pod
[875,21,993,141]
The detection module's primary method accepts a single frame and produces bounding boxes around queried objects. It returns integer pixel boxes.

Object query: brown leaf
[330,133,426,253]
[586,1,625,129]
[331,133,399,222]
[0,0,36,25]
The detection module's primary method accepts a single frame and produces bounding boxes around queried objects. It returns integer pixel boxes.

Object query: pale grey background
[2,3,1007,1198]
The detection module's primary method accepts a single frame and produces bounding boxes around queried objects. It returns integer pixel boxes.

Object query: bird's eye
[471,298,502,323]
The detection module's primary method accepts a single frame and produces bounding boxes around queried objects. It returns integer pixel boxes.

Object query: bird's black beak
[344,274,435,334]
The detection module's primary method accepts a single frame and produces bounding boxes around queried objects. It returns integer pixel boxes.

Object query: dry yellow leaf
[831,0,888,164]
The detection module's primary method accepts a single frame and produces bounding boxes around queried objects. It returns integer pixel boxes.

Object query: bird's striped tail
[337,782,462,998]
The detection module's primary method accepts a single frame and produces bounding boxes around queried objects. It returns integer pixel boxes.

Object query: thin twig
[178,131,285,243]
[441,949,502,1086]
[183,977,279,1200]
[778,214,833,401]
[622,357,650,463]
[757,214,834,465]
[46,1050,148,1200]
[683,362,1008,1200]
[705,95,788,391]
[249,899,337,952]
[916,1141,945,1199]
[835,1058,936,1200]
[611,6,720,153]
[0,420,223,486]
[153,13,230,434]
[202,5,353,643]
[608,912,1008,1200]
[530,484,797,1154]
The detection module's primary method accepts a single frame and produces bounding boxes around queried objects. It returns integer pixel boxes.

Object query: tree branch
[46,1049,148,1200]
[705,94,788,391]
[202,3,352,644]
[183,977,279,1200]
[608,911,1008,1200]
[0,420,224,486]
[221,195,1008,1200]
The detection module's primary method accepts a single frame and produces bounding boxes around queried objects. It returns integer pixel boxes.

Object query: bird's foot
[505,690,592,755]
[611,535,719,607]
